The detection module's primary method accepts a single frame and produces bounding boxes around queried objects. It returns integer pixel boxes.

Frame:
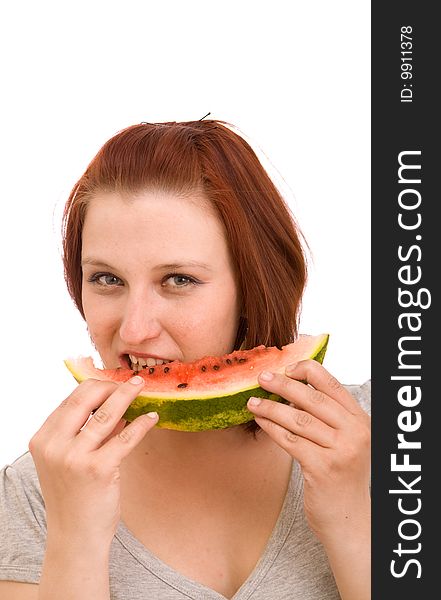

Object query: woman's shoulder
[0,452,45,583]
[344,379,371,416]
[1,451,41,491]
[0,450,44,524]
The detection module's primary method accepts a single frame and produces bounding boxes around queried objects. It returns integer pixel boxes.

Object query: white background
[0,1,370,466]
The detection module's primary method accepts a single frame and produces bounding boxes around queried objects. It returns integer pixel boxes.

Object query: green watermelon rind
[123,389,281,430]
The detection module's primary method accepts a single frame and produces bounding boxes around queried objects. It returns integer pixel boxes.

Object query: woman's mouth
[126,354,173,372]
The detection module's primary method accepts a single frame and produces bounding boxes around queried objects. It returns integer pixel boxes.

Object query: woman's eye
[88,273,123,287]
[164,274,197,288]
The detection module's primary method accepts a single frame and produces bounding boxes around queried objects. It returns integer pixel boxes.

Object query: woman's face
[81,190,241,370]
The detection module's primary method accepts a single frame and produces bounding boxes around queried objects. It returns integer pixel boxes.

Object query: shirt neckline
[114,459,303,600]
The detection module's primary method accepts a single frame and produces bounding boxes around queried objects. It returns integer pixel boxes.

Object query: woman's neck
[133,423,257,458]
[121,424,280,483]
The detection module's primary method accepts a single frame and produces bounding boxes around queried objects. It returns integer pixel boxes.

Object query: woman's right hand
[29,375,158,548]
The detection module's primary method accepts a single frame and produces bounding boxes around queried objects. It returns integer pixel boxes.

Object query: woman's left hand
[247,359,371,546]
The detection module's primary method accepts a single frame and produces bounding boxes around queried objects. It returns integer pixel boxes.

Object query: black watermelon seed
[201,365,207,372]
[178,383,188,389]
[164,367,170,373]
[149,367,155,374]
[213,365,220,370]
[238,358,246,363]
[226,359,232,365]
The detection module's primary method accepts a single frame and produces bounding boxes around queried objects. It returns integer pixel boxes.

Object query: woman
[0,120,371,599]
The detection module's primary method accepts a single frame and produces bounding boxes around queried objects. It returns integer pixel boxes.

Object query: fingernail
[248,397,262,406]
[129,375,144,385]
[285,362,298,375]
[259,371,274,382]
[146,411,158,419]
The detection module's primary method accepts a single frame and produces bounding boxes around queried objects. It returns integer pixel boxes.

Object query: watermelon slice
[65,333,329,431]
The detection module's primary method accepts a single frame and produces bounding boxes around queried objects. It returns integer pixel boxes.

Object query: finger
[252,414,324,469]
[247,397,335,448]
[257,371,347,428]
[100,418,127,447]
[284,360,366,415]
[96,411,159,462]
[78,376,146,450]
[38,379,121,439]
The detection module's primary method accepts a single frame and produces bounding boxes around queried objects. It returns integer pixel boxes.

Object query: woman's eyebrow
[81,258,115,270]
[153,261,214,272]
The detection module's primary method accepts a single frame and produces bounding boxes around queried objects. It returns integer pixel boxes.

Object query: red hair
[62,120,308,431]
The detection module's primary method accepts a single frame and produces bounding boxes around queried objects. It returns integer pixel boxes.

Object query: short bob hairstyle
[62,119,308,360]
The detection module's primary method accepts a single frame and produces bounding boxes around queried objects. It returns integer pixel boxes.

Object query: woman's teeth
[128,354,172,371]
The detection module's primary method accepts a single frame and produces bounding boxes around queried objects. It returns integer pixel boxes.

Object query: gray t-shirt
[0,381,370,599]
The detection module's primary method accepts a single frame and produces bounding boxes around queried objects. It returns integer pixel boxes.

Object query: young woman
[0,120,371,599]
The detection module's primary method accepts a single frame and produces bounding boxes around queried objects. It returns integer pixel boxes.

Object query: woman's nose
[119,293,162,346]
